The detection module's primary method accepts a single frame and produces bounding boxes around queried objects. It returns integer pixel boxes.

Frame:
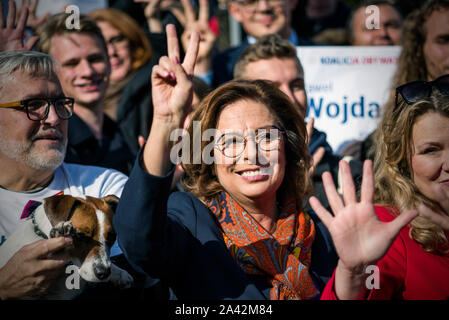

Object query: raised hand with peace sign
[180,0,216,75]
[142,24,199,176]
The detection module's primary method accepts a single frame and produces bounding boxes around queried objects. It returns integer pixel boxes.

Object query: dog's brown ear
[102,195,119,213]
[44,194,80,227]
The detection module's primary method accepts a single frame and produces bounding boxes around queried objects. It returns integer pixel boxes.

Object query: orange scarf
[206,192,319,300]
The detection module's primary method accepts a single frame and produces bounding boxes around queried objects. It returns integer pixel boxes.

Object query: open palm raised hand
[151,24,199,126]
[309,160,418,273]
[0,0,39,52]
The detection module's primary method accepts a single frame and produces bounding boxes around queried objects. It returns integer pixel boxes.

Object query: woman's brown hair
[89,8,152,71]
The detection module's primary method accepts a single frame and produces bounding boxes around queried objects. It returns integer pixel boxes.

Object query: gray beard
[0,137,67,170]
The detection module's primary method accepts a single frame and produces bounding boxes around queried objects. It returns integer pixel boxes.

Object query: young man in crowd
[35,13,135,175]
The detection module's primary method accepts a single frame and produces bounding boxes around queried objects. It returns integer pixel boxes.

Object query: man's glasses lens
[25,98,74,121]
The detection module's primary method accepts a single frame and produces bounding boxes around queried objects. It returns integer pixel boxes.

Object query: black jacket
[65,113,134,175]
[115,61,155,157]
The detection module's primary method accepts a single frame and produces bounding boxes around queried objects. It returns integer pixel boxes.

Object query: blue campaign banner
[297,46,401,153]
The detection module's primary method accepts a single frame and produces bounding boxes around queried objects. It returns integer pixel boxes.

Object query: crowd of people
[0,0,448,300]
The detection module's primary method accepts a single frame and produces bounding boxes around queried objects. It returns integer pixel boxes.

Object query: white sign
[297,46,401,153]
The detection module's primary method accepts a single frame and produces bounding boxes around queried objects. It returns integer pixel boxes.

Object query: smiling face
[214,99,286,205]
[0,71,68,171]
[411,112,449,208]
[49,33,110,110]
[229,0,296,39]
[97,21,133,82]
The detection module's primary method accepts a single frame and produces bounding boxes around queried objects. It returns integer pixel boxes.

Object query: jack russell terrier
[0,194,133,299]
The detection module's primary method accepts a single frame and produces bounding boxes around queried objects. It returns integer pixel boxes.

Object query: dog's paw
[50,221,74,238]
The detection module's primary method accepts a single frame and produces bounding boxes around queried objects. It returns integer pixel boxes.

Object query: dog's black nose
[93,263,111,280]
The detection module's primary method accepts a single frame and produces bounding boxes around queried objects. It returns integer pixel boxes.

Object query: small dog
[0,194,133,299]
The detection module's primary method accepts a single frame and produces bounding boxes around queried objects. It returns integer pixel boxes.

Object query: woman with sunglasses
[113,25,338,300]
[312,74,449,300]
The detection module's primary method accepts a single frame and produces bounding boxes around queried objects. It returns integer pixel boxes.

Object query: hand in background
[135,0,186,33]
[180,0,216,75]
[16,0,50,29]
[0,0,39,52]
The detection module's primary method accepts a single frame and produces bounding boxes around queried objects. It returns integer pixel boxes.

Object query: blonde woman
[312,75,449,299]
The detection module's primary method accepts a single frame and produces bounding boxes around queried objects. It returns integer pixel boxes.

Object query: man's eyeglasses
[235,0,284,8]
[215,126,285,158]
[395,74,449,108]
[0,97,75,121]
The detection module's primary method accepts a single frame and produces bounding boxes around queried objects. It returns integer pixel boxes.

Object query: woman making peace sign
[113,24,337,300]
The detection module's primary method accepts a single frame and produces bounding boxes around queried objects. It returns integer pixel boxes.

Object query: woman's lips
[236,168,271,182]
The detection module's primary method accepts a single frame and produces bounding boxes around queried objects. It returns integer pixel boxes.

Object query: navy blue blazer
[114,157,338,300]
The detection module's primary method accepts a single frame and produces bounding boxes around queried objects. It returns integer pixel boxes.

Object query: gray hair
[0,50,58,83]
[0,50,59,76]
[0,50,59,95]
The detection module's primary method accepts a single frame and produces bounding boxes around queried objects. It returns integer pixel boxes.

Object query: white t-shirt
[0,162,128,248]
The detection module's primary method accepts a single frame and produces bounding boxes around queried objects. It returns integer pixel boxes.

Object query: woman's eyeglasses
[395,74,449,108]
[215,126,285,158]
[0,97,75,121]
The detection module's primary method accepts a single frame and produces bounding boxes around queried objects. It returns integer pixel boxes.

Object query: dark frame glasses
[395,74,449,108]
[0,97,74,121]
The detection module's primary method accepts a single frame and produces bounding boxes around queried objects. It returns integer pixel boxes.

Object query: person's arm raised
[309,160,418,299]
[142,24,199,177]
